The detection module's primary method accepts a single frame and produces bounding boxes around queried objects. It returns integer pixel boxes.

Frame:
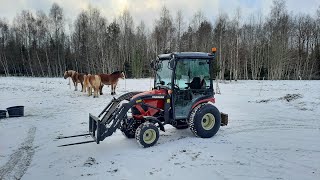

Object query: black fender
[181,95,216,122]
[143,116,165,132]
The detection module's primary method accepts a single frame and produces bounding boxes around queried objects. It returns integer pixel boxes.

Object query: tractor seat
[186,77,202,89]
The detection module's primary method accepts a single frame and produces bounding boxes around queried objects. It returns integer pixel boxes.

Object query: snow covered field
[0,77,319,180]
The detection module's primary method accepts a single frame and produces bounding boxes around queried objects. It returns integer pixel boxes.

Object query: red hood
[132,89,168,99]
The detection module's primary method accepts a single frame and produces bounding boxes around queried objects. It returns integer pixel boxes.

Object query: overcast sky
[1,0,320,28]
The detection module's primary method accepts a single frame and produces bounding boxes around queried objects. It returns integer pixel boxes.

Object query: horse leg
[95,87,99,98]
[80,82,84,92]
[100,84,104,95]
[113,83,118,95]
[67,77,70,85]
[111,84,114,95]
[96,85,99,97]
[74,81,77,91]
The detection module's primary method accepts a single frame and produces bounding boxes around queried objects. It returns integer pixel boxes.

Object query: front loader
[58,48,228,148]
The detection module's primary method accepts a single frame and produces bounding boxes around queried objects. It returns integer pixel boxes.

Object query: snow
[0,77,319,180]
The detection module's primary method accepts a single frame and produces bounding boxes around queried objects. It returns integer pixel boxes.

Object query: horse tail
[97,75,102,87]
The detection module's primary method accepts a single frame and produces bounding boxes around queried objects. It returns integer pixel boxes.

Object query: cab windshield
[155,60,172,88]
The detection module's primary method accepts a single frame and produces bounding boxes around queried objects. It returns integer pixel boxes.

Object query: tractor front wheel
[135,122,159,148]
[188,104,221,138]
[120,119,136,139]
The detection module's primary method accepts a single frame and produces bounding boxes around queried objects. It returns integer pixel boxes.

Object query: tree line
[0,0,320,79]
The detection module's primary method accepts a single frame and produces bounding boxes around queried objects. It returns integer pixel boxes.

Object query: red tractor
[59,48,228,148]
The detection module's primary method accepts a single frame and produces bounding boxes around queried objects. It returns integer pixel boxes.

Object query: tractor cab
[151,51,215,120]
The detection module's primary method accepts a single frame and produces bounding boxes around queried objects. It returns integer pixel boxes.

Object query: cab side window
[175,59,210,89]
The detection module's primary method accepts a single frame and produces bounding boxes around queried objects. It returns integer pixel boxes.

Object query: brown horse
[99,71,125,95]
[84,74,101,98]
[63,70,86,91]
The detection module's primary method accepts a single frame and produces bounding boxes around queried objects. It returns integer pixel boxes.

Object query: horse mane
[66,70,75,73]
[111,71,123,75]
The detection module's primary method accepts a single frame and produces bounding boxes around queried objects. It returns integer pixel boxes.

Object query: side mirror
[150,60,162,70]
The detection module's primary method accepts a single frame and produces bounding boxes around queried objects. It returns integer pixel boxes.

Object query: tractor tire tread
[135,122,159,148]
[188,103,221,138]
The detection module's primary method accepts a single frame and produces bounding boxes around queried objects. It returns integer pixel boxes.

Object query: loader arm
[89,91,143,144]
[58,92,142,147]
[57,91,171,147]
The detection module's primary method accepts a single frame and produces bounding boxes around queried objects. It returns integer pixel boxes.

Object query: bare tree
[0,18,10,76]
[49,3,65,76]
[214,13,228,80]
[153,6,175,54]
[175,10,185,52]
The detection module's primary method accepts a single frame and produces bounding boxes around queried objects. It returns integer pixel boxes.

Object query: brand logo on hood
[152,96,164,99]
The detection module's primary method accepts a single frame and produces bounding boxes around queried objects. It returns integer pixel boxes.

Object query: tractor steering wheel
[156,85,171,91]
[167,83,180,90]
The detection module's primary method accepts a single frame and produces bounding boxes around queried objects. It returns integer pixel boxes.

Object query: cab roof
[158,52,214,60]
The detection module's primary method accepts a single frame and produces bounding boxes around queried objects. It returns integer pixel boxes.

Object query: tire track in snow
[219,126,276,136]
[0,127,36,180]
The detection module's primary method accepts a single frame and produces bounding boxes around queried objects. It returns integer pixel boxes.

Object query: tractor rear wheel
[135,122,159,148]
[188,104,221,138]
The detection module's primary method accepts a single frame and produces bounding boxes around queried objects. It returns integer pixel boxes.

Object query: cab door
[173,59,212,119]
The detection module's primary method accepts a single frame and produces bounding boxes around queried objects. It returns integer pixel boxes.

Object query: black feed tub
[7,106,24,117]
[0,110,6,119]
